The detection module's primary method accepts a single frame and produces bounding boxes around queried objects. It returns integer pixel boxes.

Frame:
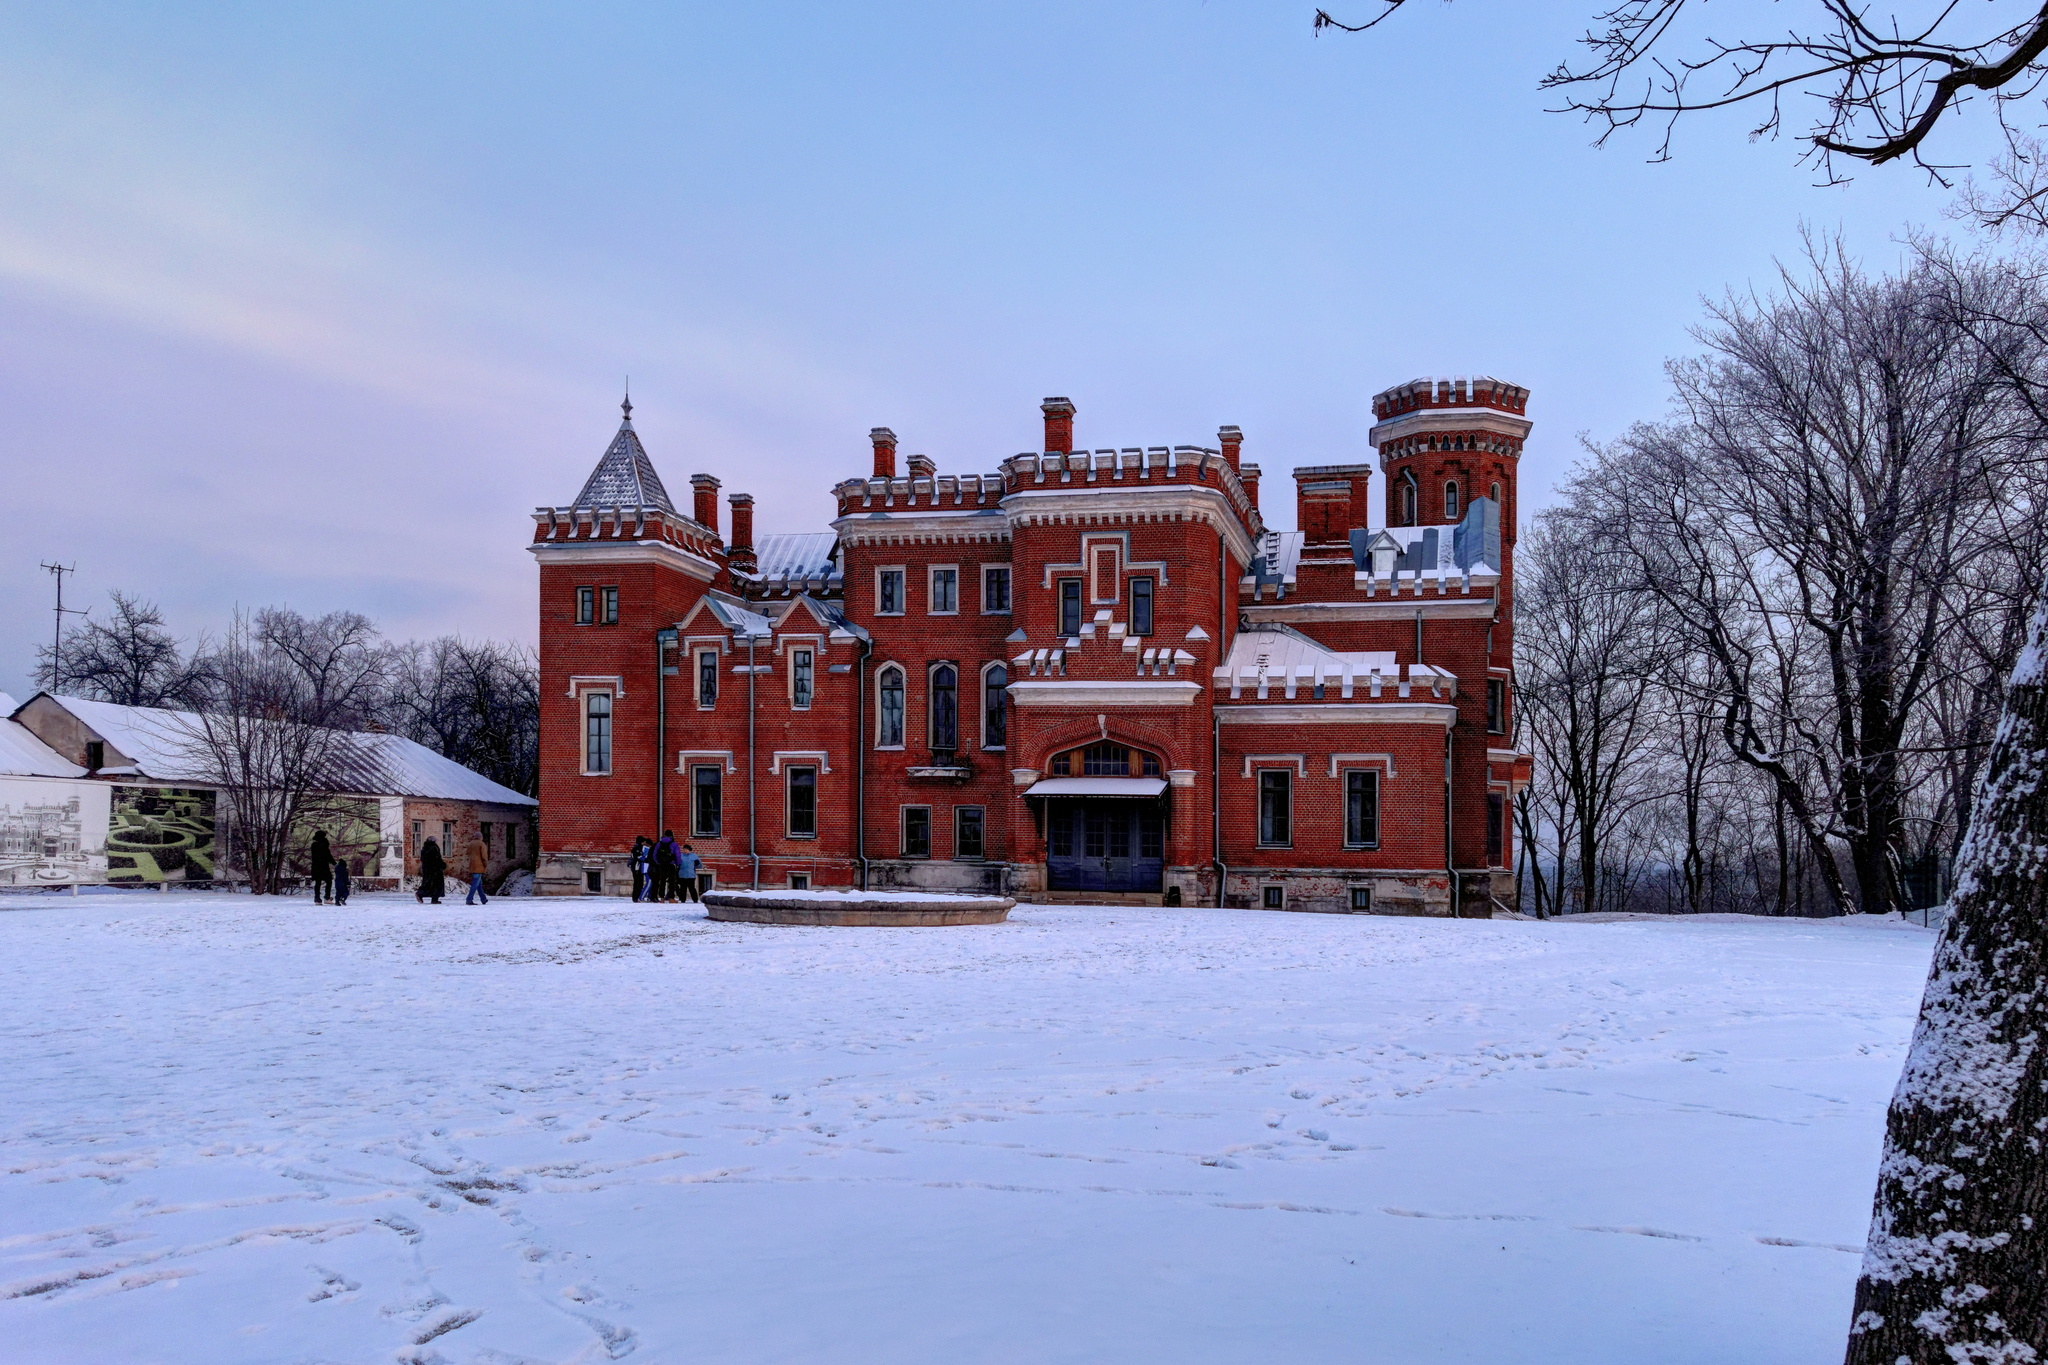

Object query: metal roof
[570,417,676,512]
[1022,777,1168,798]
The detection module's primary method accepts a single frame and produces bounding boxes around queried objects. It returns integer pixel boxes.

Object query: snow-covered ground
[0,893,1935,1364]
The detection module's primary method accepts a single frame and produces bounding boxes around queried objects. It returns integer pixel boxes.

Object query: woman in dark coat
[309,830,333,905]
[417,838,447,904]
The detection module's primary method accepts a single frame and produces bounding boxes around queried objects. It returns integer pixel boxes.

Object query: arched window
[1445,480,1460,520]
[877,666,904,748]
[930,664,958,751]
[1400,480,1416,525]
[1490,481,1501,505]
[982,664,1007,749]
[1082,742,1129,775]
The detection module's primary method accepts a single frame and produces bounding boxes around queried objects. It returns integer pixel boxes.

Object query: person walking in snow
[674,842,703,904]
[333,857,351,906]
[309,830,333,905]
[651,830,680,903]
[465,834,490,905]
[630,835,652,902]
[417,837,446,904]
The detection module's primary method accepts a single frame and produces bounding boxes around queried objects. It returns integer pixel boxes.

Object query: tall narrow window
[504,823,517,857]
[1346,771,1380,848]
[983,566,1010,613]
[600,586,619,624]
[697,650,719,707]
[575,586,595,624]
[1489,481,1501,505]
[1130,577,1154,636]
[1486,678,1507,733]
[411,819,423,854]
[787,766,816,837]
[692,765,723,837]
[584,692,612,775]
[955,807,984,859]
[929,568,957,614]
[877,667,905,747]
[982,665,1007,749]
[1487,793,1506,866]
[791,649,814,709]
[902,806,931,858]
[878,569,904,615]
[1258,770,1291,846]
[1058,578,1082,636]
[1400,480,1416,526]
[1444,481,1460,520]
[930,665,958,751]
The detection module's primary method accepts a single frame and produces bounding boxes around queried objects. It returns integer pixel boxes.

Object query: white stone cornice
[1008,679,1204,708]
[1216,702,1459,727]
[1368,408,1533,448]
[1000,486,1260,565]
[529,540,720,582]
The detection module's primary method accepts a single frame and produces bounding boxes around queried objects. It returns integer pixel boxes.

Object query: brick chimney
[1240,462,1261,510]
[1292,464,1372,545]
[690,473,721,536]
[1218,425,1243,472]
[727,492,756,573]
[870,427,898,478]
[906,453,936,479]
[1041,397,1075,454]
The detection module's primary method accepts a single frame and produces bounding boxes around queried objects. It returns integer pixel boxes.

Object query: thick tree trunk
[1845,590,2048,1364]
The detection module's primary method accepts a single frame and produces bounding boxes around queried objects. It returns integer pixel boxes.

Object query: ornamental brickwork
[531,385,1534,915]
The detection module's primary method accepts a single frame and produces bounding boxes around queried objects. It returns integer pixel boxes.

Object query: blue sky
[0,1,1987,694]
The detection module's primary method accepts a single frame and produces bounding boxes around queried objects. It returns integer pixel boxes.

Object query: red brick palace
[531,382,1533,914]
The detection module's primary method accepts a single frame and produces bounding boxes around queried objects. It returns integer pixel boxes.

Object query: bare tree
[32,590,210,707]
[172,613,367,895]
[1314,2,2048,226]
[254,607,392,728]
[1845,582,2048,1365]
[382,637,540,797]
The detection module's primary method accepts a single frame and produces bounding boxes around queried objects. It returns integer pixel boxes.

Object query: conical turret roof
[570,398,676,511]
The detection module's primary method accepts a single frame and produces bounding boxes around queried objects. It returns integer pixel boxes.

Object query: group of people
[630,832,704,903]
[307,829,496,906]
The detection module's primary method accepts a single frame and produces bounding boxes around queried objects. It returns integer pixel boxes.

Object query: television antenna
[39,562,88,690]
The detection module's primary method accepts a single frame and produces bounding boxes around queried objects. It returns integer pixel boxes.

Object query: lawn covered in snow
[0,893,1935,1364]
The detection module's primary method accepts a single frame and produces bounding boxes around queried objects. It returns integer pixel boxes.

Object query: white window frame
[785,764,819,839]
[1444,480,1460,520]
[1341,767,1382,850]
[953,805,986,861]
[875,663,907,750]
[876,565,906,616]
[695,648,720,708]
[582,690,613,777]
[980,661,1008,751]
[790,646,815,710]
[980,564,1012,614]
[928,564,959,616]
[1256,767,1293,848]
[928,661,960,751]
[901,804,932,859]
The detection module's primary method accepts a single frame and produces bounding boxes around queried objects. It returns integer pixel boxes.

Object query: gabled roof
[570,411,676,512]
[0,693,85,778]
[776,595,870,644]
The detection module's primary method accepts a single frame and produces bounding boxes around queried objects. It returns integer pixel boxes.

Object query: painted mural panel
[287,797,383,878]
[108,787,217,884]
[0,779,111,887]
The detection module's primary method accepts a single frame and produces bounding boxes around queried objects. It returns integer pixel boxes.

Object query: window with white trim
[1345,770,1380,849]
[696,650,719,708]
[791,648,814,710]
[929,664,958,751]
[954,806,984,860]
[929,567,958,614]
[692,765,722,836]
[1258,769,1291,847]
[877,567,905,615]
[981,663,1007,749]
[1444,480,1460,520]
[982,566,1010,613]
[787,765,817,837]
[877,666,905,748]
[583,691,613,775]
[902,806,931,858]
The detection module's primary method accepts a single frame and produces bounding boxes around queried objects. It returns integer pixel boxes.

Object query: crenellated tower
[1369,376,1529,543]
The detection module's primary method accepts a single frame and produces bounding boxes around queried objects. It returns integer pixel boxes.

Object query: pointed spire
[569,396,675,512]
[622,377,632,422]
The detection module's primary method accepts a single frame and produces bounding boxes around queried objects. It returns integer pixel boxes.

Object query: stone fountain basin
[702,888,1013,926]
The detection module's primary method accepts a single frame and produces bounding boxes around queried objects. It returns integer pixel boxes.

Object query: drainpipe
[656,628,677,837]
[855,634,872,890]
[1444,727,1458,918]
[1213,532,1231,907]
[747,633,760,889]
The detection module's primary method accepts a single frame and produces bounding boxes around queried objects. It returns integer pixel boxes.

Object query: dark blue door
[1047,800,1164,892]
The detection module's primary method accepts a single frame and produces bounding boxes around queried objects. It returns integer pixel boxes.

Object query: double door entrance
[1046,799,1165,893]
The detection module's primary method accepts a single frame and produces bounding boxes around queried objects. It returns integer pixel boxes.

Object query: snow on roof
[0,693,86,779]
[780,595,870,644]
[705,597,775,638]
[747,533,839,590]
[1213,624,1462,700]
[26,695,535,805]
[570,414,676,513]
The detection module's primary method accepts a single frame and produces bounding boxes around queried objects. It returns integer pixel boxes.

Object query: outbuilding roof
[0,692,86,778]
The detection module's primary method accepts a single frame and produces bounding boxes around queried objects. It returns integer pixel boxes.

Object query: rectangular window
[1345,771,1380,848]
[411,819,423,855]
[600,586,619,624]
[902,806,931,858]
[1048,807,1073,856]
[1058,578,1082,637]
[1258,769,1291,847]
[692,765,723,837]
[1350,886,1373,912]
[505,824,517,858]
[584,692,612,775]
[790,873,810,890]
[1263,885,1285,910]
[1486,678,1507,734]
[442,820,454,850]
[955,806,984,860]
[878,568,904,615]
[1487,792,1506,866]
[791,649,814,709]
[787,765,817,837]
[983,566,1010,613]
[929,567,957,614]
[481,821,493,851]
[84,740,104,770]
[1130,577,1154,636]
[697,650,719,707]
[575,586,595,624]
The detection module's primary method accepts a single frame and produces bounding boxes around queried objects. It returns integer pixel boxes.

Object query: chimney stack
[727,492,756,573]
[1218,425,1243,472]
[870,427,898,478]
[690,473,721,536]
[1292,464,1373,546]
[906,453,936,479]
[1240,462,1261,510]
[1041,397,1075,454]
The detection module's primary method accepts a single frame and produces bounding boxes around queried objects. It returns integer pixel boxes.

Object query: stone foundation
[704,889,1013,926]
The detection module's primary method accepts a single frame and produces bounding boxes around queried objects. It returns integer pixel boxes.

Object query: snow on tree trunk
[1845,589,2048,1365]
